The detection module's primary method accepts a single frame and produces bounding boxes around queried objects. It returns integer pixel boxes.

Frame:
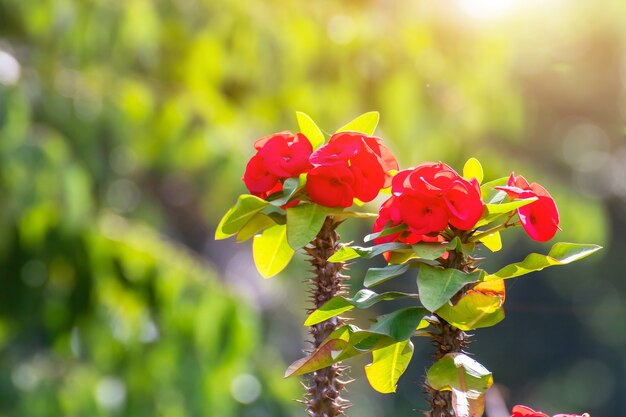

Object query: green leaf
[215,194,270,238]
[463,157,483,184]
[364,263,412,287]
[364,223,408,243]
[474,197,537,228]
[336,111,380,136]
[269,177,301,207]
[436,291,505,331]
[287,308,428,377]
[286,204,327,249]
[296,111,325,149]
[284,326,352,377]
[252,224,294,278]
[479,231,502,252]
[417,265,485,312]
[485,242,602,281]
[327,242,411,262]
[305,290,417,326]
[413,242,448,260]
[285,325,395,377]
[480,176,509,204]
[370,307,429,340]
[236,213,276,242]
[365,340,414,394]
[427,353,493,394]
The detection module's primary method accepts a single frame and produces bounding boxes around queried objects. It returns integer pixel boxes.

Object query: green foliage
[296,112,325,150]
[417,266,485,312]
[286,204,327,249]
[463,157,484,183]
[485,243,603,281]
[287,307,428,377]
[436,290,505,331]
[304,289,418,326]
[252,224,294,278]
[364,263,412,287]
[365,340,414,394]
[427,353,493,417]
[336,111,380,136]
[216,194,270,239]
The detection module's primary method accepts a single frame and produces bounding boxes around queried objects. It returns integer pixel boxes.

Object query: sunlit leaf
[327,242,411,262]
[485,242,602,281]
[365,340,414,394]
[479,231,502,252]
[463,157,484,184]
[364,263,412,287]
[287,307,428,377]
[336,111,380,136]
[252,224,294,278]
[474,197,537,228]
[436,280,505,331]
[452,389,486,417]
[417,265,485,312]
[286,204,326,249]
[480,176,509,204]
[305,290,418,326]
[236,213,276,242]
[296,111,325,149]
[427,353,493,394]
[284,326,352,377]
[215,194,269,238]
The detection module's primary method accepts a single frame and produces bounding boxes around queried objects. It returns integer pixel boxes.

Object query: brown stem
[303,216,351,417]
[424,248,471,417]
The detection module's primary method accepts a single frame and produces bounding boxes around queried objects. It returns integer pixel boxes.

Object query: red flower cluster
[373,162,483,244]
[305,132,398,208]
[511,405,587,417]
[242,130,397,208]
[497,174,560,242]
[243,132,313,198]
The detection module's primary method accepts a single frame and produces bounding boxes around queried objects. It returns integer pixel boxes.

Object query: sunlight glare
[458,0,519,20]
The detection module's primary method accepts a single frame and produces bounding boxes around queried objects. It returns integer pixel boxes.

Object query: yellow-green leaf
[336,111,380,136]
[296,111,325,150]
[236,213,276,242]
[480,231,502,252]
[252,224,294,278]
[485,242,602,281]
[215,194,269,239]
[463,157,484,184]
[365,340,414,394]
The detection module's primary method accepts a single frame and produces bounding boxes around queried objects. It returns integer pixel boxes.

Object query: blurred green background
[1,0,624,416]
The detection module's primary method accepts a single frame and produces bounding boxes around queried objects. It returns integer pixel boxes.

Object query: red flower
[511,405,549,417]
[350,150,386,202]
[444,178,483,230]
[257,132,312,178]
[309,132,363,165]
[243,153,280,194]
[399,194,448,235]
[306,165,355,208]
[386,163,484,235]
[307,131,398,207]
[511,405,586,417]
[497,173,560,242]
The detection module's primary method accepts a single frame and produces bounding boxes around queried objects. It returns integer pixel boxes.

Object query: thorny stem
[303,216,351,417]
[424,244,471,417]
